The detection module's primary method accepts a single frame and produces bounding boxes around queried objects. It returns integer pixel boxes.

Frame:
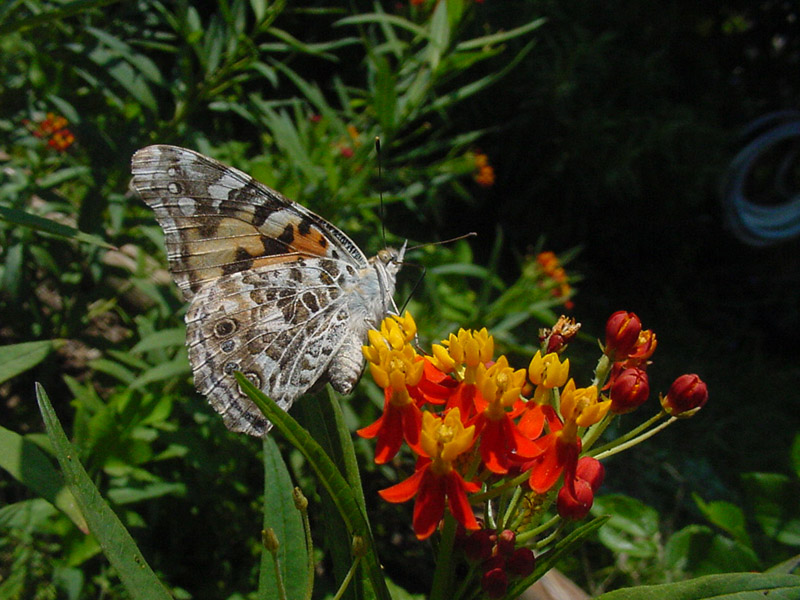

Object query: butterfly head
[374,240,407,274]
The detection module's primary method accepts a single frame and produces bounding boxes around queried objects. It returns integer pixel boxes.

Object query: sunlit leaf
[0,206,115,249]
[36,384,173,600]
[594,572,800,599]
[0,425,88,532]
[0,340,56,385]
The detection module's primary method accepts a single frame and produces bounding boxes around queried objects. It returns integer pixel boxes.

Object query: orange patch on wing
[251,254,304,268]
[290,226,330,256]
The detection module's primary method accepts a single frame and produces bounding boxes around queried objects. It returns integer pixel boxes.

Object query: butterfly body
[131,145,404,436]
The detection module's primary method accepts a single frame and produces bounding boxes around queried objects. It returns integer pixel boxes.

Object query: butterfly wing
[131,145,397,437]
[185,256,369,436]
[130,145,369,300]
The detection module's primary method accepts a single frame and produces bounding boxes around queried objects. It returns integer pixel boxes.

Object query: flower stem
[592,415,678,460]
[530,518,565,549]
[587,411,667,458]
[471,470,530,504]
[430,514,458,600]
[331,556,361,600]
[516,513,561,545]
[581,411,614,451]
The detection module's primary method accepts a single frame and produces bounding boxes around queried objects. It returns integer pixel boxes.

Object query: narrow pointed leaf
[258,437,308,600]
[0,340,56,385]
[235,373,391,600]
[0,206,115,249]
[35,383,173,600]
[594,572,800,599]
[0,425,88,532]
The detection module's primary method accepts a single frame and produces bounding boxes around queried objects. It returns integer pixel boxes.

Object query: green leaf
[129,353,191,390]
[430,40,535,112]
[594,572,800,599]
[665,525,760,576]
[592,494,660,558]
[693,493,752,547]
[131,328,186,354]
[790,433,800,479]
[37,166,91,189]
[0,425,88,532]
[507,516,610,598]
[741,473,800,546]
[335,13,428,40]
[0,205,115,249]
[455,17,546,51]
[234,373,391,600]
[0,0,122,35]
[258,437,308,600]
[107,482,186,505]
[35,383,173,600]
[0,340,56,385]
[298,388,368,599]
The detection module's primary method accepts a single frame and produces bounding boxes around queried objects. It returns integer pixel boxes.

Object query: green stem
[429,514,458,600]
[452,563,479,600]
[470,470,530,504]
[499,485,524,531]
[515,513,560,545]
[587,411,667,458]
[331,555,361,600]
[592,416,678,461]
[592,353,612,389]
[581,411,614,451]
[528,519,565,550]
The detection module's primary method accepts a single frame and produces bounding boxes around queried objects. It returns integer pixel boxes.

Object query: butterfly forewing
[131,145,368,300]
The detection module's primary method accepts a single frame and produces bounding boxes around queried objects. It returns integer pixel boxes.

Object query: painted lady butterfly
[131,145,405,437]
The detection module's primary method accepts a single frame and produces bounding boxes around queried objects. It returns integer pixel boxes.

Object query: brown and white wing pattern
[131,145,404,436]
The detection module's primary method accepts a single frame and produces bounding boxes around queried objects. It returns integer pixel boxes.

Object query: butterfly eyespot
[167,182,183,194]
[243,371,262,388]
[214,319,238,337]
[223,362,238,375]
[221,339,236,353]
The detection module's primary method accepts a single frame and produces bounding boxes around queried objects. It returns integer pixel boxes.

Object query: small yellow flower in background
[431,328,494,384]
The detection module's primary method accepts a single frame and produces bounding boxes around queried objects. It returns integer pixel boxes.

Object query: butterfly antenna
[405,232,478,252]
[375,136,386,247]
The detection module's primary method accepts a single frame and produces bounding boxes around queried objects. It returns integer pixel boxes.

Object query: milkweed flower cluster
[359,310,708,594]
[23,112,75,152]
[536,251,575,310]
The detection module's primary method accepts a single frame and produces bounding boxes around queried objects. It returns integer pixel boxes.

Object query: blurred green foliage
[1,0,798,598]
[0,1,570,598]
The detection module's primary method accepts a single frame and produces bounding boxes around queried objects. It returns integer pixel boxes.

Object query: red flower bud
[604,311,642,360]
[506,547,536,577]
[626,329,657,366]
[496,529,516,557]
[464,528,495,562]
[557,478,595,520]
[575,456,605,492]
[481,566,508,599]
[609,368,650,414]
[661,374,708,417]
